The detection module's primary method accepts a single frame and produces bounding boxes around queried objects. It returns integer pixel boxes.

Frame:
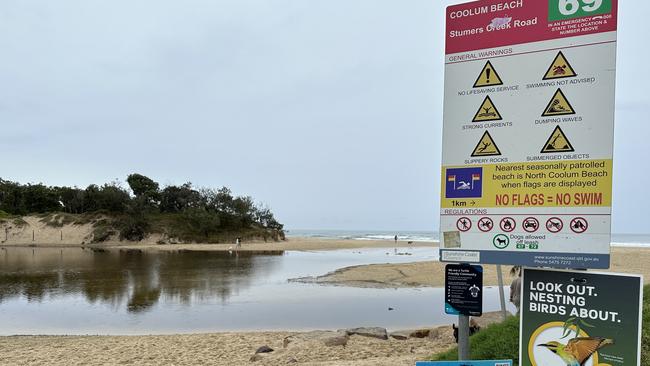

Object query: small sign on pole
[520,268,643,366]
[445,264,483,316]
[416,361,512,366]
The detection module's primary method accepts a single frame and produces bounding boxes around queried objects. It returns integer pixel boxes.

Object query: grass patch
[431,316,520,362]
[0,210,13,219]
[643,285,649,366]
[430,285,650,365]
[91,219,116,243]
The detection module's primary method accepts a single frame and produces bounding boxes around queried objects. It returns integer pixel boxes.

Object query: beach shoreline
[290,246,650,288]
[0,312,510,366]
[0,232,434,252]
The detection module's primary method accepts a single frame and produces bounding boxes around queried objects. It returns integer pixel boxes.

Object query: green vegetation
[430,285,650,365]
[641,285,650,366]
[0,174,284,243]
[431,316,520,362]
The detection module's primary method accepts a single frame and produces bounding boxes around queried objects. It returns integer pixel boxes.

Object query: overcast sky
[1,1,647,233]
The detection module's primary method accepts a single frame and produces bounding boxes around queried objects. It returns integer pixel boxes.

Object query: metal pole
[458,314,470,360]
[496,265,508,321]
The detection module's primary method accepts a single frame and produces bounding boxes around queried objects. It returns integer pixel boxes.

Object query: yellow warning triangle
[543,51,577,80]
[542,88,576,116]
[473,61,503,88]
[472,96,502,122]
[541,125,575,153]
[471,131,501,157]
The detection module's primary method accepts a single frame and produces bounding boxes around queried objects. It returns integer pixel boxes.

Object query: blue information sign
[416,361,512,366]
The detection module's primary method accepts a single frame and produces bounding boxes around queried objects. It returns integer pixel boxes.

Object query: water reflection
[0,248,283,312]
[0,246,516,335]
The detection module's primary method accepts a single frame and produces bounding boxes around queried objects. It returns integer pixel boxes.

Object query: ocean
[286,229,650,247]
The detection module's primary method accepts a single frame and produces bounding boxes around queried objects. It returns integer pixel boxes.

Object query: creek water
[0,246,513,335]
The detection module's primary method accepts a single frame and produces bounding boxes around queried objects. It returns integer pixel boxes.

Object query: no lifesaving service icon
[542,88,576,116]
[473,60,503,88]
[543,51,577,80]
[472,95,503,122]
[541,125,575,153]
[471,131,502,157]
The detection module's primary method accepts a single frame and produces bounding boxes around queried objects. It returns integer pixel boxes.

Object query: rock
[344,327,388,340]
[255,345,274,354]
[389,331,409,340]
[389,328,430,340]
[322,334,348,347]
[409,329,431,338]
[286,356,298,363]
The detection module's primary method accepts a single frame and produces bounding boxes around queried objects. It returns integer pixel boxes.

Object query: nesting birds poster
[520,268,642,366]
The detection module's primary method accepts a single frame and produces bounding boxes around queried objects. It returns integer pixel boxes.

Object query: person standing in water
[236,237,241,249]
[394,235,398,244]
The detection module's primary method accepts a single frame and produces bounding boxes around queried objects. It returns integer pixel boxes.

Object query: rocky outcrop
[343,327,388,340]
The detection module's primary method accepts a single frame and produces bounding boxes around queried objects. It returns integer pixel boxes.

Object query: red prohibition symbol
[546,217,563,233]
[523,217,540,233]
[500,217,516,232]
[456,217,472,232]
[477,217,494,232]
[570,217,588,234]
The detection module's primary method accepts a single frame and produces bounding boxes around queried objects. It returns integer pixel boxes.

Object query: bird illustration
[538,337,614,366]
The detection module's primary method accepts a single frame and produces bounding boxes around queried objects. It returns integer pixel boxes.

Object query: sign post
[417,361,512,366]
[496,265,507,321]
[440,0,618,269]
[520,268,643,366]
[445,264,483,360]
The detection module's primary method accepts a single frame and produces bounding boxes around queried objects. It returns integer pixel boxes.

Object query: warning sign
[472,96,502,122]
[473,61,503,88]
[543,51,577,80]
[570,217,589,234]
[457,217,472,232]
[477,217,494,232]
[545,217,563,233]
[541,125,575,153]
[542,89,576,116]
[441,0,617,269]
[471,131,501,157]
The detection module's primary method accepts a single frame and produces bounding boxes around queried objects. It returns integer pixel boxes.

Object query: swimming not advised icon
[472,96,503,122]
[541,125,575,153]
[542,88,576,116]
[473,61,503,88]
[471,131,501,157]
[543,51,577,80]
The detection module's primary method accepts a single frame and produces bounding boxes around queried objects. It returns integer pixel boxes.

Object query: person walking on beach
[394,235,398,244]
[236,237,241,249]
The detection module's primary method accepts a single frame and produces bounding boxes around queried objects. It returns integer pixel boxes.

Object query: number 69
[559,0,603,16]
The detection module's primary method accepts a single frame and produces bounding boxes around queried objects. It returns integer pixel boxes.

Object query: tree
[181,208,221,239]
[95,183,130,213]
[160,183,201,213]
[126,174,160,206]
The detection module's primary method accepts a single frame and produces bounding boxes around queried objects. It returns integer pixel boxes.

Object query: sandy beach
[0,313,511,366]
[0,328,453,366]
[294,247,650,288]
